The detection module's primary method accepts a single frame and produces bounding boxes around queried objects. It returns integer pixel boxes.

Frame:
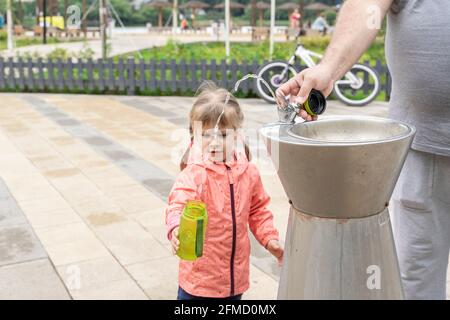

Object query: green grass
[118,36,386,65]
[0,32,86,51]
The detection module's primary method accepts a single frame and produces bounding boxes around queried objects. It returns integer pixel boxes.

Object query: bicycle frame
[257,31,380,106]
[282,43,361,88]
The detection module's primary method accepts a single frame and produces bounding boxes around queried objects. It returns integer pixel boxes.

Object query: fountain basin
[260,116,415,218]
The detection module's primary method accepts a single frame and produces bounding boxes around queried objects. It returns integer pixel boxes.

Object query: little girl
[165,82,283,300]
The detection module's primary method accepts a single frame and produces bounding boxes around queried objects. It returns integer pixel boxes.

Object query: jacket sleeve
[248,165,279,248]
[165,165,204,241]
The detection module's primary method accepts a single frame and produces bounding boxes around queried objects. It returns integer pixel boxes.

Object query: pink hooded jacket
[165,155,279,298]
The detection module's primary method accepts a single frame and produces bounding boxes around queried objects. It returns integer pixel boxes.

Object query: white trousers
[392,149,450,300]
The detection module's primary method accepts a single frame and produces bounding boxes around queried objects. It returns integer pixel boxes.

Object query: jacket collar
[186,141,249,176]
[203,153,249,176]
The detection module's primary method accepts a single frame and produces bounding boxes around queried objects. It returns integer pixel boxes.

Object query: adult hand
[276,64,335,122]
[171,227,180,255]
[266,240,284,266]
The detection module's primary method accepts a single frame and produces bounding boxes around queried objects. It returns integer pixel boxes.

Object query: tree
[250,0,256,27]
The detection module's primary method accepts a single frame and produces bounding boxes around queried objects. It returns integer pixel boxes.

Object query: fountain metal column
[260,116,415,299]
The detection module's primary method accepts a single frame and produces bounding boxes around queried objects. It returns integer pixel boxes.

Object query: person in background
[277,0,450,300]
[181,17,188,30]
[311,13,330,35]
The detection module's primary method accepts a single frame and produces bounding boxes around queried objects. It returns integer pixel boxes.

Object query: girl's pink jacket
[165,156,279,298]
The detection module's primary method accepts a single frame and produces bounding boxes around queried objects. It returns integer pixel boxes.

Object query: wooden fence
[0,57,391,100]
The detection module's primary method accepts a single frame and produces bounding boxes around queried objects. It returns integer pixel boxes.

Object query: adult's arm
[277,0,393,121]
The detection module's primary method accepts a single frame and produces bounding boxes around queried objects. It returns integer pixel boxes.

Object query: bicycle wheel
[255,61,298,103]
[333,64,380,106]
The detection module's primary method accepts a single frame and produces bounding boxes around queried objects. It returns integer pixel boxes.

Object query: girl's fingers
[170,228,180,255]
[171,238,179,255]
[278,256,283,266]
[274,247,283,258]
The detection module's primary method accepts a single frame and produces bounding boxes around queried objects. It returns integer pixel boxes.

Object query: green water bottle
[177,200,208,261]
[278,89,327,123]
[303,89,327,116]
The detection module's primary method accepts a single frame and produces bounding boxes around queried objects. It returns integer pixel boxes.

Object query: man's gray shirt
[386,0,450,156]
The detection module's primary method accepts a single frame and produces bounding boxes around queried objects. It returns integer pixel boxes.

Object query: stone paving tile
[0,258,70,300]
[126,256,179,300]
[0,197,27,227]
[23,207,82,230]
[46,95,182,177]
[0,119,151,298]
[34,222,99,247]
[32,222,110,267]
[20,95,175,200]
[129,208,171,247]
[118,98,179,120]
[91,219,171,266]
[0,223,48,267]
[109,192,166,215]
[0,173,70,299]
[41,238,112,267]
[69,195,124,219]
[0,155,39,178]
[0,179,48,267]
[245,264,279,300]
[69,278,148,300]
[56,256,147,300]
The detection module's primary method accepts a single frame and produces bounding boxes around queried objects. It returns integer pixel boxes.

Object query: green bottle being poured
[278,89,327,123]
[303,89,327,116]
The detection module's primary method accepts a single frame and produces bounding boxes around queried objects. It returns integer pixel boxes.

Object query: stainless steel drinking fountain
[260,116,415,299]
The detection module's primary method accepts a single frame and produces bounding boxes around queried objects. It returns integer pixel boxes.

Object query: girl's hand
[171,227,180,255]
[266,240,284,265]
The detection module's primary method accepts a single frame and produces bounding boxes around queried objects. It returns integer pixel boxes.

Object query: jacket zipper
[226,165,237,297]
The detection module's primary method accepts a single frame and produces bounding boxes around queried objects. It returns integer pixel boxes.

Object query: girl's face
[201,123,237,163]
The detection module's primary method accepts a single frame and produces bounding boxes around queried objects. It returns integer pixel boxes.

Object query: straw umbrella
[278,2,299,12]
[146,0,172,28]
[214,1,245,10]
[214,0,245,33]
[304,2,333,12]
[278,1,300,29]
[179,1,210,29]
[248,1,271,27]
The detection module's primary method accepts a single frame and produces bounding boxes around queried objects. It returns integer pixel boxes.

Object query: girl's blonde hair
[180,81,250,170]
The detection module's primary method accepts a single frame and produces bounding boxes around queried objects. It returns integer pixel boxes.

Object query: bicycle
[255,33,381,106]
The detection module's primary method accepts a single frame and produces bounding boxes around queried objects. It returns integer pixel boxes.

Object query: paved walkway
[0,94,447,299]
[1,33,268,59]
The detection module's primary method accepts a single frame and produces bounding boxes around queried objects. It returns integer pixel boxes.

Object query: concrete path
[0,93,447,299]
[0,178,70,299]
[1,33,261,59]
